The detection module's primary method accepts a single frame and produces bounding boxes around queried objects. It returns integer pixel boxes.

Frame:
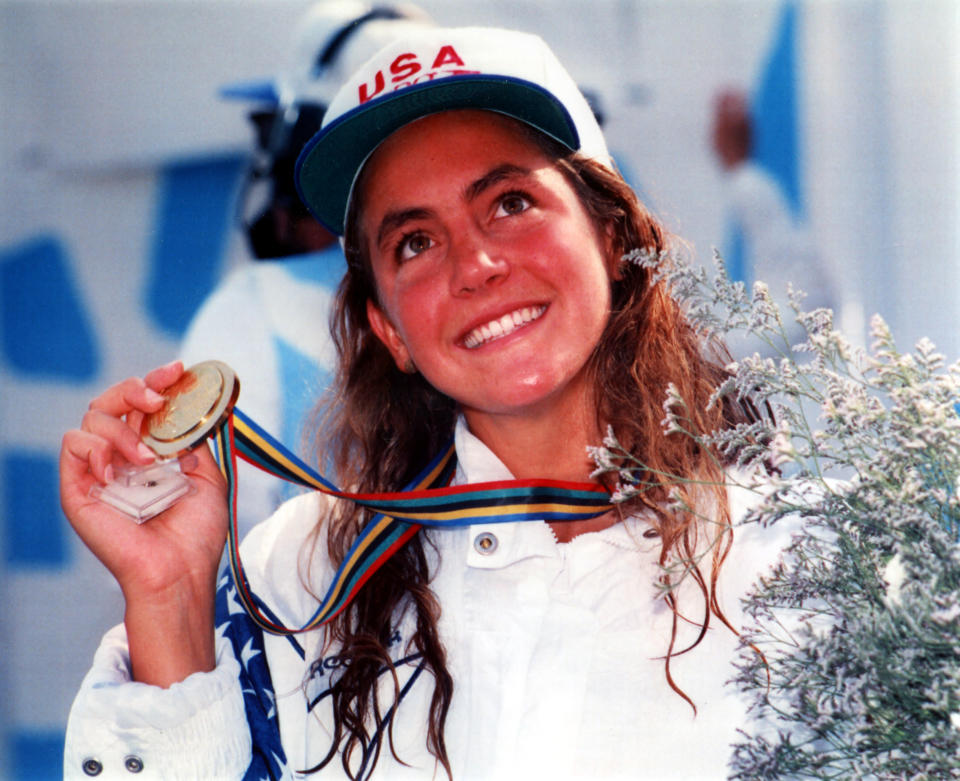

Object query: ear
[366,299,412,371]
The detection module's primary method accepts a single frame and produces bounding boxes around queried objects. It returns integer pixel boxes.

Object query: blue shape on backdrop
[0,235,100,381]
[275,335,331,456]
[9,729,65,781]
[752,0,802,216]
[724,221,749,286]
[3,451,68,568]
[282,246,347,289]
[725,0,802,284]
[275,335,333,499]
[146,154,246,337]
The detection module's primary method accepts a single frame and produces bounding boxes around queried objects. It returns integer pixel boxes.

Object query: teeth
[464,305,546,349]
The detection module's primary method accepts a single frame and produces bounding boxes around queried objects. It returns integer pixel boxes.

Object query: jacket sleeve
[64,491,333,779]
[63,618,252,780]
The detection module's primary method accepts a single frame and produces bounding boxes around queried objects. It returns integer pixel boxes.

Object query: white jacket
[65,420,796,780]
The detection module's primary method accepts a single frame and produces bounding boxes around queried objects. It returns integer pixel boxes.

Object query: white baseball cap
[295,26,611,235]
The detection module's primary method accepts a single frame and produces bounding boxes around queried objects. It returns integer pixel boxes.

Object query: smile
[463,305,547,349]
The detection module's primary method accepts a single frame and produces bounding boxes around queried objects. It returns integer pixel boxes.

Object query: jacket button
[124,756,144,773]
[473,532,498,554]
[82,758,103,776]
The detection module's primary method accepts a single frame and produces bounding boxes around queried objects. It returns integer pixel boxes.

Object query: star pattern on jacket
[215,566,299,780]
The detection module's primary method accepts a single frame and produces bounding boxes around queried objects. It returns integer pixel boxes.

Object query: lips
[462,305,547,349]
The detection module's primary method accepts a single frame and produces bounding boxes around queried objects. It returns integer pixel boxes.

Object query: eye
[494,192,531,218]
[396,231,434,262]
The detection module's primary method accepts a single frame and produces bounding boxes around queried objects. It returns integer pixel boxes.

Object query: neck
[462,390,618,543]
[464,400,598,482]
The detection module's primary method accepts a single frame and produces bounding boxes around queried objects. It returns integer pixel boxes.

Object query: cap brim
[295,75,581,235]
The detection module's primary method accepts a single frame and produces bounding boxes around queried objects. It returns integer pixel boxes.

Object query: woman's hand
[60,361,229,686]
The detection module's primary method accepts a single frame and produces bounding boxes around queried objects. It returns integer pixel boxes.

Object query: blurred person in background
[180,1,434,537]
[711,87,838,352]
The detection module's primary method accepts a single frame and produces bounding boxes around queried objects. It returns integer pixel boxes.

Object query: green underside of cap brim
[295,76,580,235]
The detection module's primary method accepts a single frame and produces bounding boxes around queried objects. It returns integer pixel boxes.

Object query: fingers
[144,360,184,392]
[71,362,184,480]
[87,361,184,418]
[60,429,102,487]
[82,362,185,448]
[63,361,223,511]
[59,429,117,517]
[88,376,167,420]
[178,451,200,474]
[81,408,157,470]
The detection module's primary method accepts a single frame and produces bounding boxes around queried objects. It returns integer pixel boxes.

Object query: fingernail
[145,389,165,405]
[137,443,156,461]
[104,464,115,484]
[179,452,199,472]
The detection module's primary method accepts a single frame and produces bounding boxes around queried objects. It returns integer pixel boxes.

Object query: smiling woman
[359,112,614,452]
[61,24,793,781]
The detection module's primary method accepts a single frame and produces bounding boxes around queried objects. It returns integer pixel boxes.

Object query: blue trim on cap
[294,74,582,235]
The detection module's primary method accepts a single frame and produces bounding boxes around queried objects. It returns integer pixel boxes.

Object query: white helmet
[222,2,434,257]
[276,1,435,112]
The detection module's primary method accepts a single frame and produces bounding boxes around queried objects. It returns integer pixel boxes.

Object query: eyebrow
[464,163,533,203]
[374,163,534,250]
[376,207,433,250]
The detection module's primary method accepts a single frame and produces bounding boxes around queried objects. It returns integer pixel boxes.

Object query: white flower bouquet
[595,249,960,779]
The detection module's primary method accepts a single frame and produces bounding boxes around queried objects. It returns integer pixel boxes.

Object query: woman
[62,26,789,780]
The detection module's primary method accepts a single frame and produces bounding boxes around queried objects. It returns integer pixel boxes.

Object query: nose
[449,235,509,296]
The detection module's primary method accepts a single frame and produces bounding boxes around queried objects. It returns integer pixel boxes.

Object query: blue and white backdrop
[1,1,958,777]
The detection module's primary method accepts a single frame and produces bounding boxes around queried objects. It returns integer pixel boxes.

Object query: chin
[478,376,582,416]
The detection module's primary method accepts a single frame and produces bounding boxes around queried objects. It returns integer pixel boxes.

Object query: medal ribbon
[214,407,612,635]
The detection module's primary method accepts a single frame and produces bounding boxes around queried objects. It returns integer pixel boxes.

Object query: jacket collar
[450,417,657,570]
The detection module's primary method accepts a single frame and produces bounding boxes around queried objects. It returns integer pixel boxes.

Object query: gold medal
[141,360,240,457]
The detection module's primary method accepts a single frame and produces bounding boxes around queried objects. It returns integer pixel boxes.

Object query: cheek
[381,278,445,353]
[572,260,615,342]
[551,229,614,304]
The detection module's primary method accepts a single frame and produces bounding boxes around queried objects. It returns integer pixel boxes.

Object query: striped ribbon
[213,407,612,635]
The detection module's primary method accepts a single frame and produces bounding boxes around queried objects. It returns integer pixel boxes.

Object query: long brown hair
[303,121,746,778]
